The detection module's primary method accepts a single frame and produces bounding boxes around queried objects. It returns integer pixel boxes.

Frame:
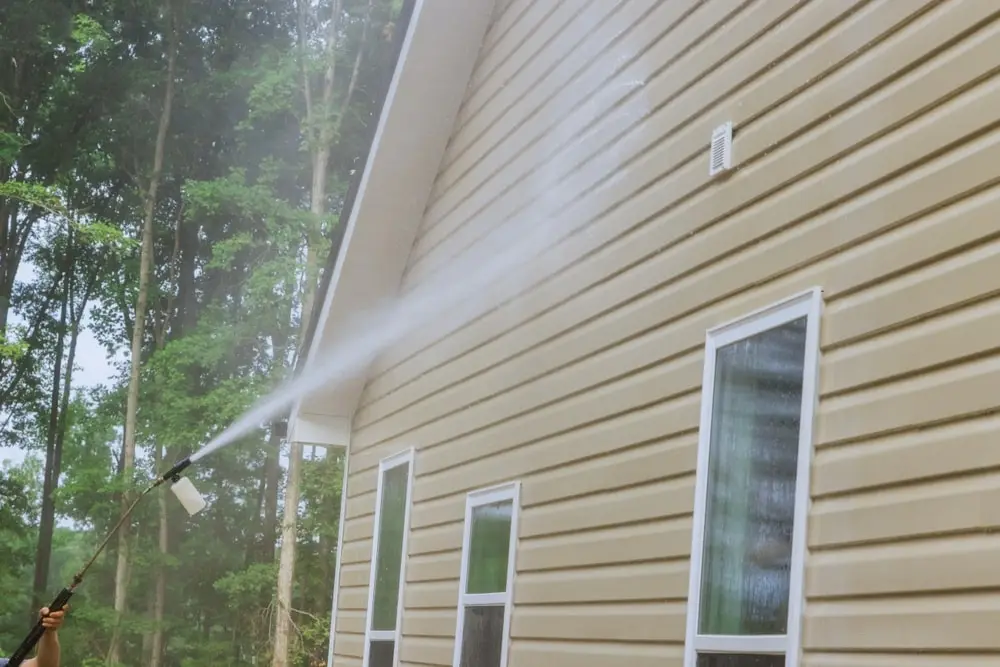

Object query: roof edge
[289,0,496,440]
[295,0,417,369]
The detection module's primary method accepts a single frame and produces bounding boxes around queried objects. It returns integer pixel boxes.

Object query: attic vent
[709,122,733,177]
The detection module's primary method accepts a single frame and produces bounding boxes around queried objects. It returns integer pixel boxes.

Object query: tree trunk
[273,6,338,664]
[270,302,299,665]
[261,296,293,563]
[149,442,169,667]
[0,206,14,336]
[146,155,184,667]
[108,2,177,662]
[40,266,85,596]
[272,2,376,663]
[247,461,268,566]
[141,588,155,662]
[30,230,71,616]
[0,272,61,407]
[272,440,303,667]
[0,191,24,337]
[296,0,372,364]
[51,254,93,542]
[261,429,283,562]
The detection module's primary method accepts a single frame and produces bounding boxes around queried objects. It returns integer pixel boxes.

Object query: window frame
[451,481,521,667]
[362,447,416,667]
[682,288,823,667]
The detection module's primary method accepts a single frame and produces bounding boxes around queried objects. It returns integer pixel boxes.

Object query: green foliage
[0,0,405,664]
[70,15,111,54]
[0,326,29,361]
[0,182,63,214]
[0,132,25,165]
[75,222,136,255]
[0,459,40,651]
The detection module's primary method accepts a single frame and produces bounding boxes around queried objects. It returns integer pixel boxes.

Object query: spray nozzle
[160,456,192,482]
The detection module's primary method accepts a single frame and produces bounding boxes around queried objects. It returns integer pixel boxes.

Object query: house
[289,1,1000,666]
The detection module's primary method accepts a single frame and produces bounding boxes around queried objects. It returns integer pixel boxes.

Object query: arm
[26,607,65,667]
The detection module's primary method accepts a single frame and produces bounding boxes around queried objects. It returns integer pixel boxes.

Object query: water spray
[6,456,206,667]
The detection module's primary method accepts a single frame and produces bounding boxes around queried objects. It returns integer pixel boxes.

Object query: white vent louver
[709,122,733,177]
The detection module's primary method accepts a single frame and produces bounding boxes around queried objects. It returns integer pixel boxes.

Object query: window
[683,289,822,667]
[363,448,415,667]
[452,482,520,667]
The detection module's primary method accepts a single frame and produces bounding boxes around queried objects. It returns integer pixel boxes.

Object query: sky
[1,261,119,467]
[1,263,303,477]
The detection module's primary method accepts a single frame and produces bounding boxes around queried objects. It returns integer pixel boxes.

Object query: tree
[0,0,408,664]
[0,459,39,650]
[273,2,377,665]
[108,0,178,662]
[32,219,104,617]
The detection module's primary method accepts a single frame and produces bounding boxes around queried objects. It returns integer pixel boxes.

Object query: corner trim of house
[326,438,351,667]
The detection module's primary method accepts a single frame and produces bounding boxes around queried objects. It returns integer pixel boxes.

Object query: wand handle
[6,588,74,667]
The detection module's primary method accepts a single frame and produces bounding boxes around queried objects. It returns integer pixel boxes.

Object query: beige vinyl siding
[331,1,1000,666]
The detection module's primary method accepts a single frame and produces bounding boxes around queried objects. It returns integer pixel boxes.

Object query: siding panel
[515,561,687,604]
[357,0,973,422]
[511,602,685,643]
[432,0,664,199]
[509,641,683,667]
[417,0,731,256]
[329,1,1000,664]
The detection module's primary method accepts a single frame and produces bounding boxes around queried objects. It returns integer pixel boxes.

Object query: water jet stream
[192,75,650,463]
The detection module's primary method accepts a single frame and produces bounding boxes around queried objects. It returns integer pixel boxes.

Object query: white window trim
[362,447,416,667]
[452,481,521,667]
[683,287,823,667]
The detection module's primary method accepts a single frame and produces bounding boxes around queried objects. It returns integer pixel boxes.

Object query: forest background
[0,0,407,664]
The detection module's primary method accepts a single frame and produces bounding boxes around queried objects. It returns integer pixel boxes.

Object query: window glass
[368,640,395,667]
[465,500,512,594]
[696,654,785,667]
[371,462,409,631]
[458,605,505,667]
[698,317,807,636]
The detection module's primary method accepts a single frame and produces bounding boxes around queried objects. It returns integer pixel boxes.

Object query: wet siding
[333,1,1000,666]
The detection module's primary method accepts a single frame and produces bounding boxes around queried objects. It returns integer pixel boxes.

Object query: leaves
[0,182,64,215]
[0,0,405,663]
[70,15,111,53]
[0,131,25,165]
[0,325,29,361]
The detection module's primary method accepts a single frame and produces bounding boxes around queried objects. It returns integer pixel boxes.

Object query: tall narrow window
[683,289,822,667]
[364,448,415,667]
[453,483,520,667]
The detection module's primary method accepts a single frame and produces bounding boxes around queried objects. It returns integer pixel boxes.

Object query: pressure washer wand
[6,457,193,667]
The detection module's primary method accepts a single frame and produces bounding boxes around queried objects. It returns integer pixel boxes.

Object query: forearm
[34,630,60,667]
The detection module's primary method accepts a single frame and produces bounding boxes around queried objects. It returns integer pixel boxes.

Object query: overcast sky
[1,266,307,475]
[1,261,118,467]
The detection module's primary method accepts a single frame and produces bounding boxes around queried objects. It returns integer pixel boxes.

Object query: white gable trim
[290,0,497,430]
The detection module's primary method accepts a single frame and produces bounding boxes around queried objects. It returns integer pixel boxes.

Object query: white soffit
[290,0,497,428]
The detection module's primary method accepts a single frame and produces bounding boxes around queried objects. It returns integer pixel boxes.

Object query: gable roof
[289,0,497,445]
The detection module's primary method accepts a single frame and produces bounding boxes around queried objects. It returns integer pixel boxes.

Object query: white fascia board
[289,0,497,432]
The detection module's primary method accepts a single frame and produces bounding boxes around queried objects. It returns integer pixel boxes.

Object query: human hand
[39,606,67,633]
